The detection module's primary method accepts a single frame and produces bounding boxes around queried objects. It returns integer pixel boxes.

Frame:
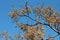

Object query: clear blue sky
[0,0,60,40]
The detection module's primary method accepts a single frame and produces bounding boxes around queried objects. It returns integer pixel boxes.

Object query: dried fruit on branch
[9,8,18,18]
[26,6,31,13]
[16,24,28,31]
[25,26,44,40]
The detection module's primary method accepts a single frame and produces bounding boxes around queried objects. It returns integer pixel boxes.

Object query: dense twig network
[8,0,60,40]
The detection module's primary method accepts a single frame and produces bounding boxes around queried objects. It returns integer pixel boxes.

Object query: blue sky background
[0,0,60,40]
